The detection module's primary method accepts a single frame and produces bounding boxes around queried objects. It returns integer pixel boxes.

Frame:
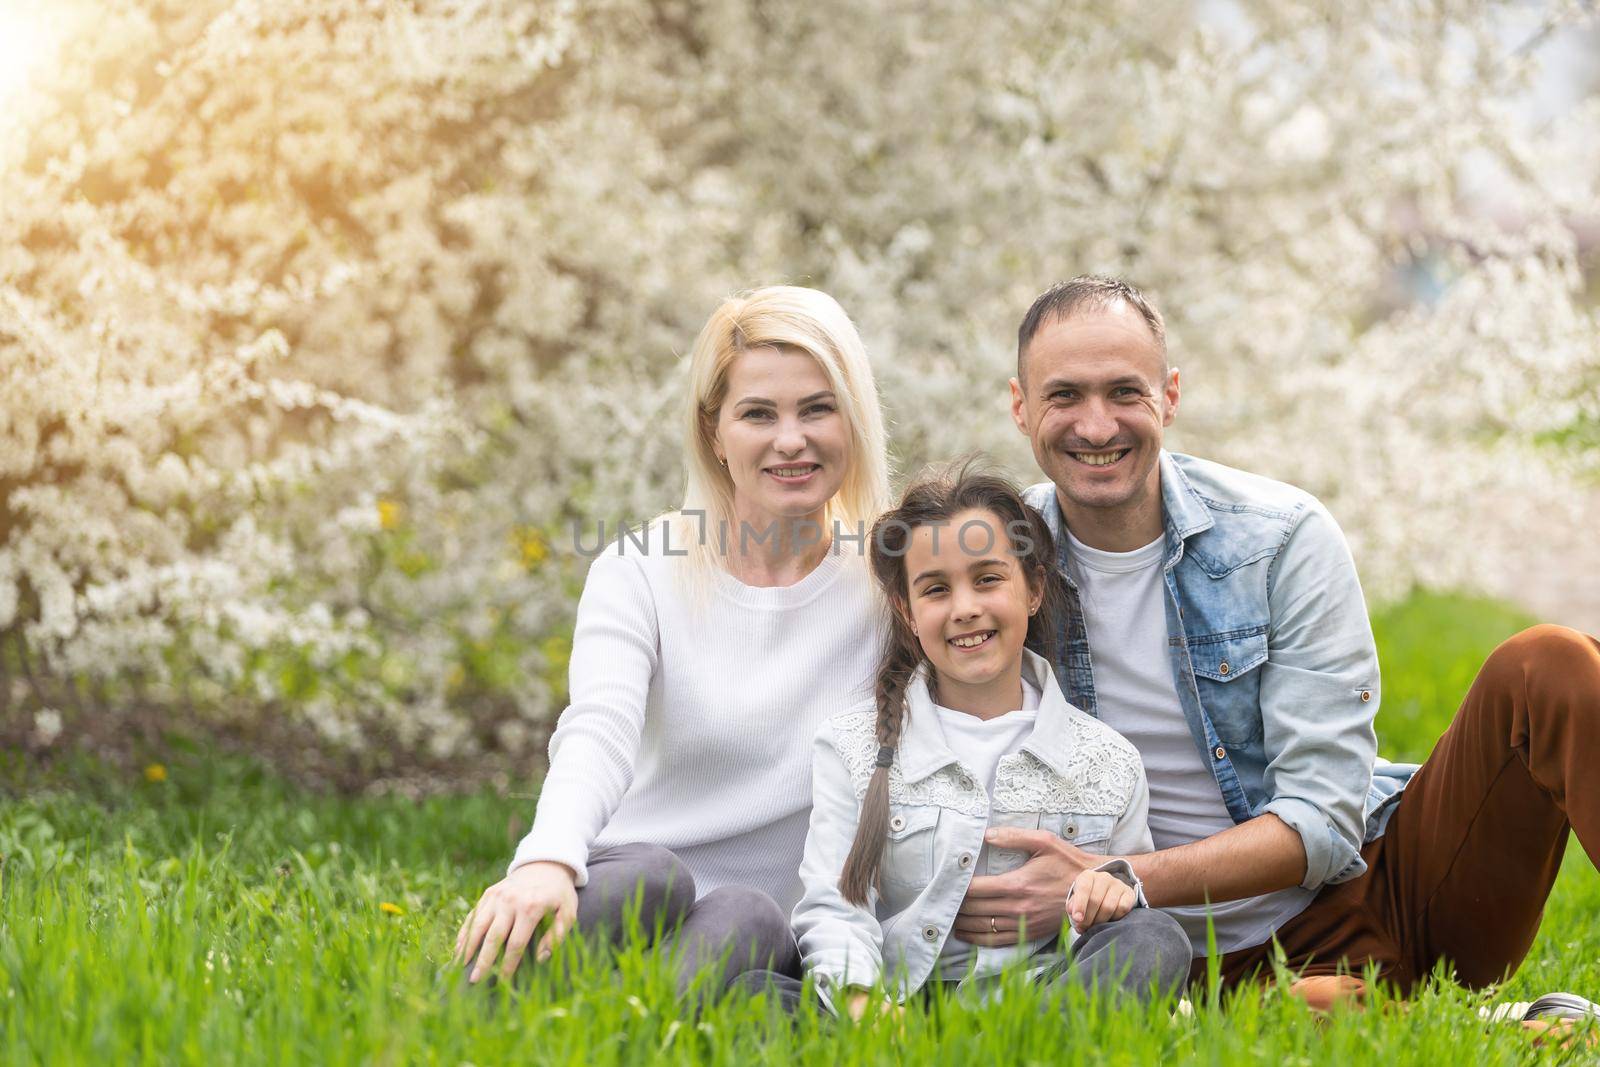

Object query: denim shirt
[793,651,1152,1012]
[1023,451,1417,891]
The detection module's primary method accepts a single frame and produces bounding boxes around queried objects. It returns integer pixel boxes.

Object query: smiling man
[956,275,1600,1013]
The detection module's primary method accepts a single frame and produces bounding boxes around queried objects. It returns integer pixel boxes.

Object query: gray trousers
[732,906,1191,1013]
[573,842,800,996]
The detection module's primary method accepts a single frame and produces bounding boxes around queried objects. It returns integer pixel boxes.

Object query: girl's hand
[844,988,875,1022]
[454,861,579,983]
[1067,869,1136,933]
[843,988,904,1027]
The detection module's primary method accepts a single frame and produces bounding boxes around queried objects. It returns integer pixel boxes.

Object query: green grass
[1371,590,1539,762]
[2,593,1596,1065]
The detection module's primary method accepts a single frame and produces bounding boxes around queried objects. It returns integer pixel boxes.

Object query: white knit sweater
[509,522,882,913]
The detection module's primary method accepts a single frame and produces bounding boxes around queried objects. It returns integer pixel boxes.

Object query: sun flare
[0,3,61,107]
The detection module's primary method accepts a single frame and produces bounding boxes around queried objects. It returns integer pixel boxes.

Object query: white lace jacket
[792,650,1154,1010]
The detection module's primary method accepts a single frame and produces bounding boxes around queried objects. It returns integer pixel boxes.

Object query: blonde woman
[454,287,892,994]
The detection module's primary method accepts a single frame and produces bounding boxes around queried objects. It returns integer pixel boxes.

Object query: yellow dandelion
[377,498,402,530]
[516,526,548,569]
[144,763,167,783]
[379,901,404,916]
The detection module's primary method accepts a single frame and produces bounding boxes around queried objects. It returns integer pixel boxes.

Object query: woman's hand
[1067,868,1136,933]
[454,861,579,983]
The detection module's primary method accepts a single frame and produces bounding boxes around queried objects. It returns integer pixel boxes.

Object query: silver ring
[990,916,997,934]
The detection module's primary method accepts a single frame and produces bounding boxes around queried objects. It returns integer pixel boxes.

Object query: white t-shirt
[934,676,1041,977]
[1064,529,1313,955]
[932,679,1041,794]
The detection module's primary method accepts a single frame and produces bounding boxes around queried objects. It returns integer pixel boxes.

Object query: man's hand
[1066,869,1135,932]
[955,829,1099,946]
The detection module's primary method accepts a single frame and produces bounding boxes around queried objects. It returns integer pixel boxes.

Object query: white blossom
[0,0,1594,766]
[31,708,63,747]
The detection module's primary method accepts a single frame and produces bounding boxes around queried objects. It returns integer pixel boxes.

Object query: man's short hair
[1016,275,1167,386]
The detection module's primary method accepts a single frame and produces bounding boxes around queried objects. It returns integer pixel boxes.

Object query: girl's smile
[948,629,996,650]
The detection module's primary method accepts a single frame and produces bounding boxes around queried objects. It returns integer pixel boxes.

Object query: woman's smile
[765,462,822,485]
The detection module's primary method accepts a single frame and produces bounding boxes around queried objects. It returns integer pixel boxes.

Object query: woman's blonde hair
[673,286,892,578]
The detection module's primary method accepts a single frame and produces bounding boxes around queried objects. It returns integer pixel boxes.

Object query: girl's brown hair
[837,459,1065,906]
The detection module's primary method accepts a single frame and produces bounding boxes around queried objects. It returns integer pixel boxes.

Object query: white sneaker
[1479,992,1599,1024]
[1526,992,1600,1022]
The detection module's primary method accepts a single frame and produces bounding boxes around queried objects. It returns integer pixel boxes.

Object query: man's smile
[1066,449,1130,468]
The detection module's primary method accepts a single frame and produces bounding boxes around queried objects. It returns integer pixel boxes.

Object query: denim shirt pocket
[1187,626,1269,745]
[984,811,1040,875]
[882,805,941,892]
[1042,813,1117,855]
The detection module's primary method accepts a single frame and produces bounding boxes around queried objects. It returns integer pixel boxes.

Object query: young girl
[741,467,1190,1017]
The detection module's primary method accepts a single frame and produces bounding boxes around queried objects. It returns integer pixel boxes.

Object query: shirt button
[958,852,974,869]
[1218,660,1230,676]
[1214,745,1227,760]
[1360,690,1372,703]
[889,814,906,832]
[922,925,939,942]
[958,774,975,791]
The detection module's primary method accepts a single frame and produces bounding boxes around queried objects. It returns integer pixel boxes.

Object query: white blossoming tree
[1,0,1595,777]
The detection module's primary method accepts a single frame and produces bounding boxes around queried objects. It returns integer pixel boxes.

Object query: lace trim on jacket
[828,712,989,817]
[827,710,1141,818]
[992,731,1139,816]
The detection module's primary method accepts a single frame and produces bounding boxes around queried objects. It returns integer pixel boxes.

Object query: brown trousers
[1192,624,1600,995]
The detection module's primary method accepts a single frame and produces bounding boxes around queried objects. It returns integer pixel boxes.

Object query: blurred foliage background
[0,0,1596,786]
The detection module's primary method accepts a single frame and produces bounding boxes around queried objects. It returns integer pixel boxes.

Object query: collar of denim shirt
[1156,450,1215,551]
[1029,450,1215,573]
[894,649,1094,784]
